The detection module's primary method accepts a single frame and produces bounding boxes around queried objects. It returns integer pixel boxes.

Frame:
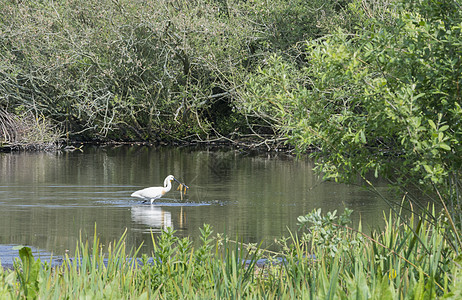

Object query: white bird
[131,175,181,204]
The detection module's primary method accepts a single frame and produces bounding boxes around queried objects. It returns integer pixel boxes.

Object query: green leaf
[413,269,425,300]
[423,165,433,174]
[428,120,437,130]
[439,125,449,132]
[438,143,451,151]
[360,130,366,144]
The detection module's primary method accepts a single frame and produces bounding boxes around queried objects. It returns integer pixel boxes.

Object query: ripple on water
[94,198,225,207]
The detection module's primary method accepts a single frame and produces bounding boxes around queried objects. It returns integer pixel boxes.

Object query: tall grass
[0,209,461,299]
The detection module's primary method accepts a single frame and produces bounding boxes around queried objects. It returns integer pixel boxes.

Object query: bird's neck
[164,181,172,192]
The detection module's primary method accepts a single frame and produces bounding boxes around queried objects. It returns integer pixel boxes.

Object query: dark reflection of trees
[207,151,234,179]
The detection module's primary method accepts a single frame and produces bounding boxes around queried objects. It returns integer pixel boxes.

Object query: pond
[0,146,396,266]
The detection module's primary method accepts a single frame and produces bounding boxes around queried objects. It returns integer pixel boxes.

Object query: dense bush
[241,0,462,228]
[0,0,346,144]
[1,0,247,140]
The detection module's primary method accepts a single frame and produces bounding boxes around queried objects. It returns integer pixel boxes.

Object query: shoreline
[0,138,297,154]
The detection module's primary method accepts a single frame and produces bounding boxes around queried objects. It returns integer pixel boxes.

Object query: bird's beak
[174,177,189,189]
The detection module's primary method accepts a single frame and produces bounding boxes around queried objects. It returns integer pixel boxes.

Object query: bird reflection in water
[131,205,173,232]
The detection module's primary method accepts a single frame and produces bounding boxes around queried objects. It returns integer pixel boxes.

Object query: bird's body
[131,175,180,204]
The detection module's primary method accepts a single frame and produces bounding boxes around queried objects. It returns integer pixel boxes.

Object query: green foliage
[0,0,357,144]
[0,0,250,141]
[242,0,462,227]
[239,0,349,53]
[297,208,356,257]
[0,214,461,298]
[291,208,456,298]
[13,246,42,299]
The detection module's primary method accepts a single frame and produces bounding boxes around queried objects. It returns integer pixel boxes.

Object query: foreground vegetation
[1,209,460,299]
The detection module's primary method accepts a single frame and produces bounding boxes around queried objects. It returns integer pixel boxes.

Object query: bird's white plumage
[131,175,178,204]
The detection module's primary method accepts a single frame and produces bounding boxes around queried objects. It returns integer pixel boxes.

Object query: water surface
[0,146,395,264]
